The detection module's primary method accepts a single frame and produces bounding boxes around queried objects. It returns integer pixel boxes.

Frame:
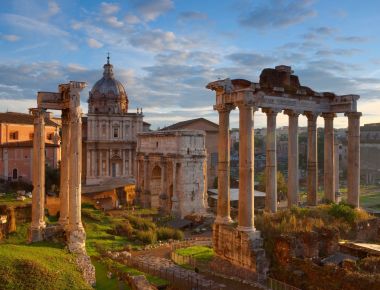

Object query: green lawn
[0,193,32,206]
[0,244,91,290]
[175,245,214,262]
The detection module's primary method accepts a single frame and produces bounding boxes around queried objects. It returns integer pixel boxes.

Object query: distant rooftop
[160,117,218,132]
[0,112,59,127]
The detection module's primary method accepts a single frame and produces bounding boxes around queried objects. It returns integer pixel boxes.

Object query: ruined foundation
[212,223,268,282]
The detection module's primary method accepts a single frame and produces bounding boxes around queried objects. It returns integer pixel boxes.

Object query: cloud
[178,11,208,22]
[302,26,336,40]
[240,0,317,29]
[2,13,68,37]
[46,0,60,18]
[130,0,174,21]
[315,48,361,57]
[129,29,177,51]
[1,34,20,42]
[336,36,369,43]
[124,14,141,25]
[155,50,220,66]
[226,52,276,67]
[87,38,103,48]
[105,16,124,27]
[101,2,120,15]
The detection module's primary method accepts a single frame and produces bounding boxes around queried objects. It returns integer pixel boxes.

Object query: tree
[257,170,288,201]
[45,164,60,194]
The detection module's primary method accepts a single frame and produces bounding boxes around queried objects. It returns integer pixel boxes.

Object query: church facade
[82,57,146,186]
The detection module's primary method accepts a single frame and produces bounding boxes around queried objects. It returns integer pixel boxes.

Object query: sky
[0,0,380,129]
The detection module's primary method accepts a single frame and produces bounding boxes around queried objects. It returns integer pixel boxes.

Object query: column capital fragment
[262,108,280,115]
[284,109,300,117]
[345,111,362,119]
[321,112,337,119]
[214,103,235,113]
[304,111,319,121]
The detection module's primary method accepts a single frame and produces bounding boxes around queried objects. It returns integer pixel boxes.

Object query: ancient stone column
[262,108,278,213]
[285,110,300,207]
[305,112,318,206]
[334,142,340,197]
[160,157,168,213]
[67,82,86,254]
[29,108,47,242]
[238,103,255,232]
[59,109,70,228]
[143,156,149,193]
[215,104,234,224]
[346,112,362,207]
[322,113,336,202]
[171,161,180,216]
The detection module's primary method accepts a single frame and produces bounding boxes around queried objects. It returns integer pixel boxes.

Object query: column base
[237,225,256,232]
[28,224,46,243]
[215,215,232,224]
[58,217,69,229]
[68,227,87,254]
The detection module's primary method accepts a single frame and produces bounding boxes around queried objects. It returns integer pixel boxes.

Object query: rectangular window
[47,133,53,140]
[113,127,119,138]
[9,131,18,140]
[29,133,34,140]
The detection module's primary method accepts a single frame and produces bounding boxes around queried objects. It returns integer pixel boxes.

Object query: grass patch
[0,244,91,290]
[175,246,214,262]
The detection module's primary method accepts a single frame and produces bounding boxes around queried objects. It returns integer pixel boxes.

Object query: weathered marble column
[59,109,70,228]
[171,161,180,216]
[238,103,255,232]
[143,156,149,192]
[215,104,234,224]
[346,112,362,207]
[67,82,86,254]
[262,108,278,212]
[29,108,47,242]
[285,110,300,207]
[322,113,336,202]
[334,142,340,196]
[305,112,318,206]
[160,158,168,213]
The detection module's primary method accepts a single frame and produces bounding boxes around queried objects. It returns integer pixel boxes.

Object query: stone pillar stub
[284,109,300,208]
[214,103,235,224]
[262,108,279,213]
[237,103,256,232]
[29,108,47,242]
[322,112,336,202]
[345,112,362,207]
[305,112,319,206]
[59,109,70,228]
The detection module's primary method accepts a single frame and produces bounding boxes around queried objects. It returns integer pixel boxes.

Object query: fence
[170,251,197,268]
[128,257,225,290]
[267,277,301,290]
[171,237,212,251]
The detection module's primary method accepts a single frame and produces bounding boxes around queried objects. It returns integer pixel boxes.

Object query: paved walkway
[129,254,226,290]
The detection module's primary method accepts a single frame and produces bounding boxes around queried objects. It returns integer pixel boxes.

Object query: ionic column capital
[214,103,235,113]
[284,109,300,117]
[262,108,280,116]
[304,111,319,122]
[321,112,337,119]
[345,111,362,119]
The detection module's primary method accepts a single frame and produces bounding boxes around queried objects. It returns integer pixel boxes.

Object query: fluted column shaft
[59,109,70,227]
[238,104,255,231]
[322,113,336,202]
[346,112,362,207]
[30,108,47,241]
[263,108,278,212]
[306,112,318,206]
[215,104,234,224]
[285,110,299,207]
[68,106,84,232]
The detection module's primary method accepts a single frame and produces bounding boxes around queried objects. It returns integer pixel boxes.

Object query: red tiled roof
[0,112,59,127]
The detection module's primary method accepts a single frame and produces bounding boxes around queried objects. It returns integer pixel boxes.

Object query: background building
[82,57,147,187]
[161,118,218,188]
[0,111,60,182]
[360,123,380,184]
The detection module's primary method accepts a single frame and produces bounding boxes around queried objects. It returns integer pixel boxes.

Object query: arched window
[12,168,18,179]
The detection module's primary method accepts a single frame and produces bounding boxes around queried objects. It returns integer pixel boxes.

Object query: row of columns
[215,103,361,231]
[30,106,85,250]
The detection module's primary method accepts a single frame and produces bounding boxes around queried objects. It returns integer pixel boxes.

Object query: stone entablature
[136,130,207,218]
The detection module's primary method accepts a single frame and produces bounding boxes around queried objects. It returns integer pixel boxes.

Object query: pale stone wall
[137,130,208,217]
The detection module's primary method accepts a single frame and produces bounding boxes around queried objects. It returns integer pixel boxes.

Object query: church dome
[88,55,129,114]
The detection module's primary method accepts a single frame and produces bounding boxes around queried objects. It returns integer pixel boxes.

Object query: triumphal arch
[206,65,361,279]
[29,81,87,254]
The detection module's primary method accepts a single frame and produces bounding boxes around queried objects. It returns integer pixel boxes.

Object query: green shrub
[125,214,156,231]
[156,227,184,241]
[111,221,134,237]
[136,230,157,244]
[328,203,357,223]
